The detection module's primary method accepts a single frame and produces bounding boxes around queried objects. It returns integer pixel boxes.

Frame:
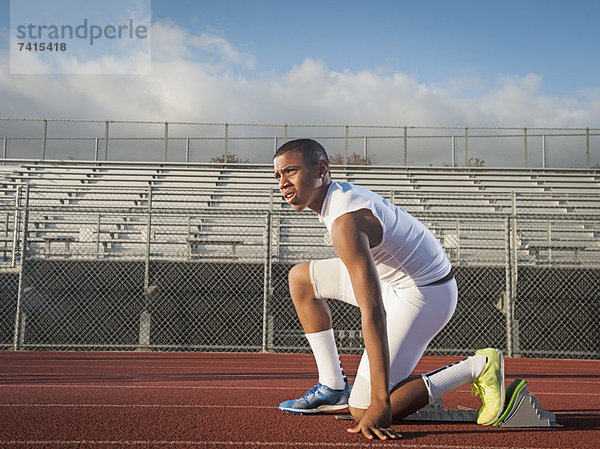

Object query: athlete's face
[274,150,328,213]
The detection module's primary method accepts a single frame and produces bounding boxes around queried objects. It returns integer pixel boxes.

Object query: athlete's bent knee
[288,262,310,284]
[288,262,313,298]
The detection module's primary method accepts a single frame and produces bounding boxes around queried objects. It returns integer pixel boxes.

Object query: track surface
[0,352,598,448]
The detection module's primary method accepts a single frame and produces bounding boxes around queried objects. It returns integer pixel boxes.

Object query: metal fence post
[94,138,100,161]
[456,220,461,261]
[163,122,169,162]
[103,120,110,161]
[224,123,229,162]
[140,183,153,349]
[451,136,456,167]
[508,192,519,357]
[144,182,153,292]
[523,128,528,168]
[185,138,190,163]
[363,136,368,159]
[2,137,7,159]
[344,125,349,164]
[262,210,272,353]
[586,128,590,168]
[403,127,408,166]
[96,213,101,257]
[542,135,547,168]
[13,184,30,350]
[505,214,513,357]
[41,119,48,160]
[11,186,20,268]
[464,127,469,167]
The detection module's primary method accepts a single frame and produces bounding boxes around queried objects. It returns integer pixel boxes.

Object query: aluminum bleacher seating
[0,160,598,265]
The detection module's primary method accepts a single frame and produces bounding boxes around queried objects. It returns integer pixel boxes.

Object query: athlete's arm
[330,209,396,440]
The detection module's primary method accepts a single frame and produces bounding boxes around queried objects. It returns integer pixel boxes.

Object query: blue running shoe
[279,381,351,414]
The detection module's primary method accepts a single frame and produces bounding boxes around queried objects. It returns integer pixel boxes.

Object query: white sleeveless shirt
[318,181,451,289]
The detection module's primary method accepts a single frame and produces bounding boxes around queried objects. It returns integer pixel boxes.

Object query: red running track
[0,351,598,448]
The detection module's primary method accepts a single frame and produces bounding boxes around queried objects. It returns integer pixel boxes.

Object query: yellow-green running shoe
[471,348,505,426]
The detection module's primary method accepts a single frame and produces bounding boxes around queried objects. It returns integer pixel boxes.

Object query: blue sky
[148,0,599,97]
[2,0,598,91]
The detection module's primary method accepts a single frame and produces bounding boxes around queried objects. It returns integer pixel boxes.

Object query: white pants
[309,258,457,409]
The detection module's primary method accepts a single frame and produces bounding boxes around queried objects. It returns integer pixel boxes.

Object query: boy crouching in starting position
[274,139,504,440]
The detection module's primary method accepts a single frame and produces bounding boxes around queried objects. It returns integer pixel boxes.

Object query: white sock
[305,328,347,390]
[421,353,487,403]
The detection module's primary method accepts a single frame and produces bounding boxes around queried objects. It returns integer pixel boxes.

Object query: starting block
[335,378,560,428]
[401,398,477,423]
[404,379,560,427]
[494,379,560,427]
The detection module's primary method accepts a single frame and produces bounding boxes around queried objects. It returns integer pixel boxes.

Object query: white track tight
[309,258,458,409]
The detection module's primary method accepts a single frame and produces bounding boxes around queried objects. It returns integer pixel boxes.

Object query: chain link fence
[1,184,599,358]
[1,118,599,167]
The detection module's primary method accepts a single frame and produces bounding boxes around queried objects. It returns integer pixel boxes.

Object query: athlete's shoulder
[321,182,374,222]
[329,181,372,198]
[326,181,369,207]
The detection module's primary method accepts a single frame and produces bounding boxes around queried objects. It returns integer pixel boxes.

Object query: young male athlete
[273,139,504,441]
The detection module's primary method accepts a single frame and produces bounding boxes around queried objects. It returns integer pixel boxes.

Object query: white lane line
[0,403,273,409]
[0,441,554,449]
[0,385,301,390]
[0,365,307,370]
[1,384,598,396]
[0,371,307,377]
[0,403,588,413]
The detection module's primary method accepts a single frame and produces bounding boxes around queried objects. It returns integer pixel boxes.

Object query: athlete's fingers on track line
[373,425,402,440]
[347,423,402,440]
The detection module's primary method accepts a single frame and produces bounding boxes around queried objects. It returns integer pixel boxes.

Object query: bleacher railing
[0,184,598,358]
[1,118,599,168]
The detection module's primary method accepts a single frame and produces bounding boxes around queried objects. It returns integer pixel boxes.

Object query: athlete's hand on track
[346,402,402,440]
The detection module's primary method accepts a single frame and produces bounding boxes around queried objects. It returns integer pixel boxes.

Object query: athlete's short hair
[273,139,329,166]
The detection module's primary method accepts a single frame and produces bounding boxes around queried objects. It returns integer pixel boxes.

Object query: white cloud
[151,21,255,71]
[0,20,598,165]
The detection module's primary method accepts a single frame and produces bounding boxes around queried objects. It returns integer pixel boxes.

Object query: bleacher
[0,160,599,266]
[2,160,599,192]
